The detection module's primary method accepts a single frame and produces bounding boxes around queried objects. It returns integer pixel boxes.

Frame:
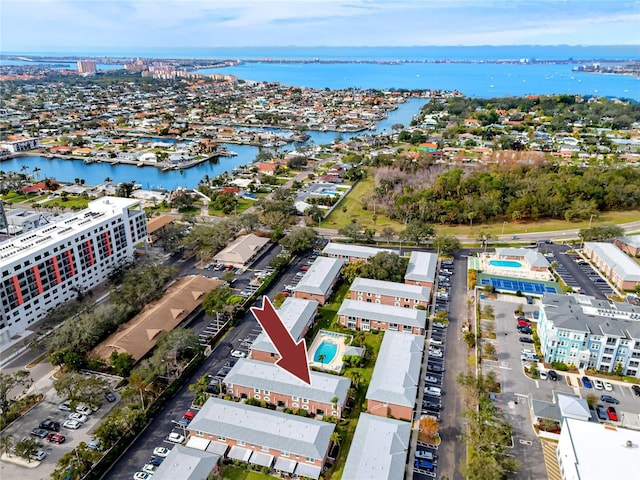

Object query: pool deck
[308,330,352,372]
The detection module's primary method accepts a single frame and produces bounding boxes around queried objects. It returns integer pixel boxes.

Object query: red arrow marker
[250,296,311,385]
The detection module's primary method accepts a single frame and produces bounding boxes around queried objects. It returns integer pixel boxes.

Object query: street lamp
[502,221,507,235]
[588,214,596,229]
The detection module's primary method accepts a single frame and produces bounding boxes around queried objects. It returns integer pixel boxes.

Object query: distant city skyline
[1,0,639,53]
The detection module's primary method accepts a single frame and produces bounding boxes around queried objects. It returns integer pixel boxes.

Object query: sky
[1,0,639,53]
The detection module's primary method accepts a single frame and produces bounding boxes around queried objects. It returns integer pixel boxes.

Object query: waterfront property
[0,196,147,346]
[341,413,411,480]
[404,251,438,288]
[293,256,344,305]
[249,297,319,363]
[583,242,640,291]
[187,397,335,480]
[537,293,640,378]
[337,299,427,335]
[321,242,397,263]
[365,331,424,421]
[479,247,553,282]
[349,277,430,309]
[307,330,353,373]
[223,358,351,417]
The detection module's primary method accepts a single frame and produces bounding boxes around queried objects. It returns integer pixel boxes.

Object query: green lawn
[218,466,273,480]
[208,198,255,216]
[322,170,640,236]
[41,196,90,210]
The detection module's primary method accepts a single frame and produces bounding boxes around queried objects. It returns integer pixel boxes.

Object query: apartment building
[293,256,343,305]
[365,331,424,420]
[77,60,97,74]
[337,299,427,335]
[0,197,147,341]
[187,397,335,480]
[615,234,640,257]
[321,242,397,263]
[224,358,350,417]
[404,251,438,288]
[249,297,318,363]
[583,242,640,291]
[349,277,430,308]
[537,293,640,377]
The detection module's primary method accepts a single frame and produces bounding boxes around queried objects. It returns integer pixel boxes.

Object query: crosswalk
[540,439,562,480]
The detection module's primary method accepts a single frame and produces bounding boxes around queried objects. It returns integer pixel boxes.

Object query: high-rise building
[77,60,97,74]
[0,197,147,342]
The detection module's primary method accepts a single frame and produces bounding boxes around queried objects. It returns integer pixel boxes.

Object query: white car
[424,375,439,384]
[63,419,82,430]
[430,338,443,346]
[231,350,246,358]
[603,381,613,392]
[142,464,157,475]
[30,450,47,461]
[539,370,548,380]
[593,378,604,390]
[428,350,443,358]
[68,412,88,423]
[133,473,151,480]
[424,386,442,397]
[433,322,447,329]
[58,402,72,412]
[76,404,93,416]
[153,446,170,458]
[166,432,185,444]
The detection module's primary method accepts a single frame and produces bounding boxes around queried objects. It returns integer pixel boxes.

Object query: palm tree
[32,167,41,180]
[329,432,341,447]
[330,396,339,411]
[317,353,327,365]
[347,370,362,390]
[0,434,14,457]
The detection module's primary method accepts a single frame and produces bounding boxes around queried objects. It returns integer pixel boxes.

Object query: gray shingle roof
[617,235,640,249]
[342,413,411,480]
[322,242,397,260]
[404,251,437,283]
[350,277,430,302]
[294,257,344,295]
[189,398,335,460]
[366,331,424,407]
[251,297,318,354]
[152,445,220,480]
[224,358,350,405]
[585,242,640,282]
[338,299,427,329]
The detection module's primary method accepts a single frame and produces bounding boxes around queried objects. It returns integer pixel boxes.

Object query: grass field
[322,173,640,236]
[218,466,272,480]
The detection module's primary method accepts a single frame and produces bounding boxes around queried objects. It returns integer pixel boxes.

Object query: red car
[300,266,309,271]
[606,406,618,421]
[47,433,66,444]
[183,410,196,422]
[517,320,531,327]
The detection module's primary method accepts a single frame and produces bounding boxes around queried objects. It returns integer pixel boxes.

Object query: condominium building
[583,242,640,291]
[77,60,97,74]
[349,277,430,309]
[404,251,437,288]
[321,242,397,263]
[338,299,427,335]
[537,293,640,377]
[224,358,350,417]
[293,256,343,305]
[0,197,147,341]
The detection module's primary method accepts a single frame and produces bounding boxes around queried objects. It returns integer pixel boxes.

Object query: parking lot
[0,376,119,479]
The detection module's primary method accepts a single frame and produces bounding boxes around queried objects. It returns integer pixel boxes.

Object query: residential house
[338,299,427,335]
[224,358,350,417]
[365,331,424,420]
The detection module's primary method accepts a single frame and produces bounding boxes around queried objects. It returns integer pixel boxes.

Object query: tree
[279,227,318,254]
[338,221,365,242]
[432,235,461,255]
[305,205,324,225]
[0,370,32,424]
[400,220,435,245]
[317,353,327,365]
[585,393,598,410]
[483,342,496,357]
[238,212,261,232]
[53,373,109,409]
[579,224,624,242]
[330,431,341,447]
[360,251,408,283]
[0,434,14,457]
[115,181,136,198]
[110,352,135,377]
[330,396,339,411]
[419,415,439,439]
[13,436,39,463]
[189,374,211,407]
[380,227,397,242]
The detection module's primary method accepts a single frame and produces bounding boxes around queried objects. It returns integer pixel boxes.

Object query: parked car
[428,349,443,358]
[519,336,534,344]
[153,447,170,458]
[47,433,66,444]
[39,419,60,432]
[606,406,619,421]
[539,370,548,380]
[603,381,613,392]
[149,456,164,466]
[88,439,103,451]
[582,376,593,389]
[183,410,196,422]
[142,464,158,475]
[433,322,447,329]
[68,412,88,423]
[30,450,47,461]
[105,391,117,402]
[167,432,185,444]
[133,473,151,480]
[414,459,435,470]
[76,404,93,416]
[427,364,444,373]
[517,320,531,328]
[526,296,534,304]
[63,419,82,430]
[231,350,246,358]
[632,385,640,397]
[31,428,48,438]
[595,404,608,421]
[424,386,442,397]
[517,326,532,334]
[422,401,441,411]
[593,379,604,390]
[415,450,436,461]
[600,395,620,404]
[58,401,72,412]
[548,370,558,381]
[424,375,439,384]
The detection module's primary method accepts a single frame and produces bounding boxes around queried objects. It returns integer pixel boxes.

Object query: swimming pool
[313,340,338,364]
[489,260,523,268]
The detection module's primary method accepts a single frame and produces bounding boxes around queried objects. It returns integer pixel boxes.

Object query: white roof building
[338,299,427,330]
[350,277,430,303]
[342,413,411,480]
[556,417,640,480]
[584,242,640,283]
[322,242,397,262]
[152,445,220,480]
[294,256,343,296]
[366,331,424,408]
[404,251,438,284]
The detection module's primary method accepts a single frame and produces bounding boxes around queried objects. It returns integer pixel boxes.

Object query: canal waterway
[1,98,428,190]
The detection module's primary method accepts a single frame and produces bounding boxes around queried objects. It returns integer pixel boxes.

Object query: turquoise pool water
[313,340,338,363]
[489,260,523,268]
